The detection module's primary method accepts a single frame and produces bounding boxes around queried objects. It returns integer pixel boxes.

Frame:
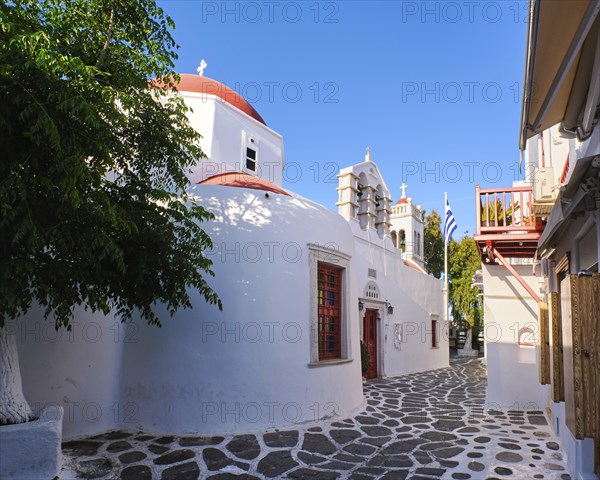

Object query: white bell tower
[336,148,392,238]
[389,184,425,269]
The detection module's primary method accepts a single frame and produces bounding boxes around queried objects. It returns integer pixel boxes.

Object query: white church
[16,72,447,440]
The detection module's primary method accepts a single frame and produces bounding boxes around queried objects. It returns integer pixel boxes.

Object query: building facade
[475,3,600,477]
[15,73,448,440]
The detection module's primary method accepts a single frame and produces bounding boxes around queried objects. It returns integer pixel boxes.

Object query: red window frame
[318,263,343,360]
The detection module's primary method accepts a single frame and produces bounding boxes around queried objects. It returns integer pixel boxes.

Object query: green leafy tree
[448,235,482,347]
[0,0,221,424]
[423,210,444,278]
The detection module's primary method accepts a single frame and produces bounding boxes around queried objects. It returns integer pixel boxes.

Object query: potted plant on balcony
[481,199,520,227]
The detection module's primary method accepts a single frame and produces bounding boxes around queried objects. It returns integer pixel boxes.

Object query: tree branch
[95,6,115,69]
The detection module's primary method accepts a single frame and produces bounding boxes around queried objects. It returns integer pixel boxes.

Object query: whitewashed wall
[350,222,448,377]
[182,94,284,186]
[389,204,424,266]
[482,263,547,409]
[17,185,364,439]
[15,308,125,439]
[119,186,363,435]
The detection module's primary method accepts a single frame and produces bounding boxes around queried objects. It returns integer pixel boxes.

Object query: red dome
[172,74,266,125]
[396,197,409,205]
[198,172,289,196]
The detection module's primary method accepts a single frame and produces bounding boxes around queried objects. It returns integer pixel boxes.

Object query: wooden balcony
[474,185,545,262]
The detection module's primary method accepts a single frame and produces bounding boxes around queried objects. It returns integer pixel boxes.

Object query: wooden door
[539,302,550,385]
[363,310,378,379]
[561,276,577,436]
[550,291,565,402]
[566,274,599,440]
[590,274,600,474]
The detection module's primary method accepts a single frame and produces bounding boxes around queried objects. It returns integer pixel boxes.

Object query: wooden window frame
[431,316,438,348]
[308,243,353,367]
[245,146,257,172]
[317,263,343,360]
[242,132,259,174]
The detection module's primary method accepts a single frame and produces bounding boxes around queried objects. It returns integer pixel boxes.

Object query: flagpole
[444,192,448,326]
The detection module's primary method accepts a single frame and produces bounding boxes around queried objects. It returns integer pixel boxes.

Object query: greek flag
[444,199,457,244]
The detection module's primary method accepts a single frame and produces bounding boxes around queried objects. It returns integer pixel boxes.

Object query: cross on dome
[365,146,372,162]
[197,59,207,76]
[400,183,408,198]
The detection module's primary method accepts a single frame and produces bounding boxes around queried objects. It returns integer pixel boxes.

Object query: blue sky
[159,0,530,235]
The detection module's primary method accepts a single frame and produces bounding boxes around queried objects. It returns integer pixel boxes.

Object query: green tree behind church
[449,236,482,347]
[0,0,220,425]
[423,210,444,278]
[423,212,482,346]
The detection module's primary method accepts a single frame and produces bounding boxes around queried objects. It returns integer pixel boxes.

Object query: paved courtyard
[61,358,571,479]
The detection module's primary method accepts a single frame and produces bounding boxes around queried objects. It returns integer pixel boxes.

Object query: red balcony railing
[475,185,543,235]
[474,185,545,260]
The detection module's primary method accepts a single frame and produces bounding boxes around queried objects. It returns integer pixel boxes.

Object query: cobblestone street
[61,358,571,479]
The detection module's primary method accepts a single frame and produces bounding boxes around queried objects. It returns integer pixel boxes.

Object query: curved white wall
[15,308,125,439]
[119,185,363,434]
[17,184,363,439]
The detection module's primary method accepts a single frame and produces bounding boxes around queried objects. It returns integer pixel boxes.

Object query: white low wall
[549,401,597,479]
[482,263,545,409]
[0,406,63,480]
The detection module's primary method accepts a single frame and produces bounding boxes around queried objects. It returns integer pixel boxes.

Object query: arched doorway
[362,281,381,379]
[363,309,378,379]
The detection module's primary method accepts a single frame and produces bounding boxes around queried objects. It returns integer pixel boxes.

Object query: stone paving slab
[60,358,572,479]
